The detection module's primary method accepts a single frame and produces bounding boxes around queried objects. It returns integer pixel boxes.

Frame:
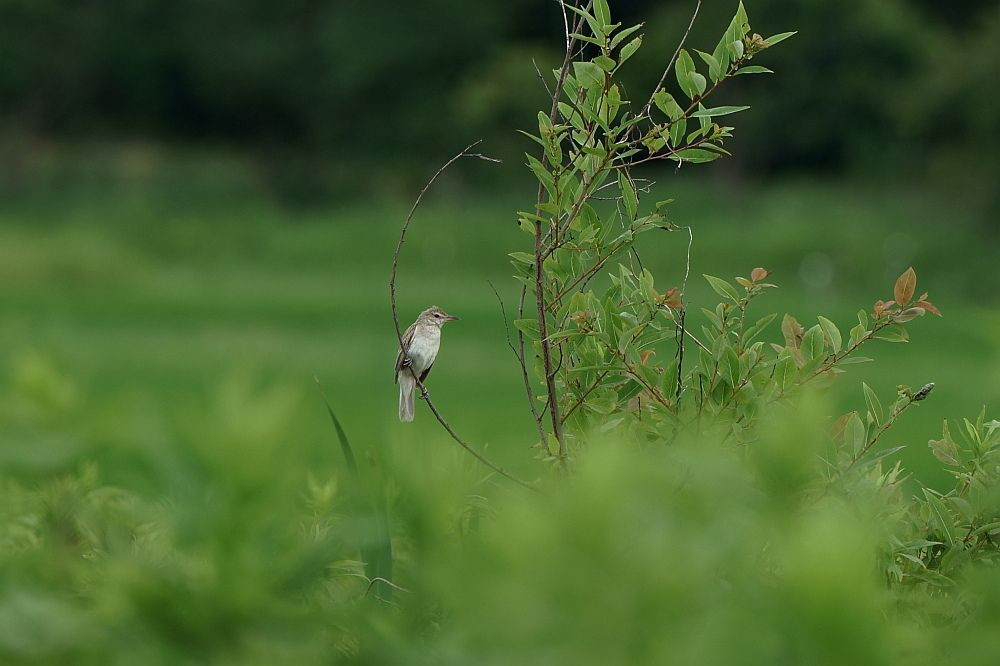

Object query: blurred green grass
[0,173,997,490]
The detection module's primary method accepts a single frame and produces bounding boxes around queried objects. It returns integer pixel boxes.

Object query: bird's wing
[394,322,417,383]
[419,364,433,383]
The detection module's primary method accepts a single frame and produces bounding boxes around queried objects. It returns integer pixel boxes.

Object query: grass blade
[314,377,393,601]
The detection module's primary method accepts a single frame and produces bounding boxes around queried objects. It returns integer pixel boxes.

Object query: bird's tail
[398,372,415,422]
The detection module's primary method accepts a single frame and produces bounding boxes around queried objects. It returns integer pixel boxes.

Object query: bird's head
[420,306,460,327]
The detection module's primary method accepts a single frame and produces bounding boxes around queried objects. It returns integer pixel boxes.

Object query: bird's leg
[418,384,429,400]
[401,356,413,368]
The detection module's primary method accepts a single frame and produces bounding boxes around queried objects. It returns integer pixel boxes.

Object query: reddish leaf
[661,287,683,309]
[917,299,942,316]
[781,314,804,349]
[894,267,917,306]
[831,411,856,440]
[750,267,769,282]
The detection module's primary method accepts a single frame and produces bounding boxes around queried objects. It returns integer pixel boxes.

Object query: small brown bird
[395,306,459,421]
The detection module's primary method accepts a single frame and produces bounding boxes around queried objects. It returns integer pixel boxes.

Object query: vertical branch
[674,225,694,398]
[535,0,593,452]
[529,1,592,458]
[534,222,565,454]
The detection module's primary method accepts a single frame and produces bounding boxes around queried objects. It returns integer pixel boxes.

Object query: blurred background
[2,1,1000,662]
[1,0,998,489]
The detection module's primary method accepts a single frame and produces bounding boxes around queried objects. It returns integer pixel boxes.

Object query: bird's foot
[419,387,429,400]
[401,357,413,368]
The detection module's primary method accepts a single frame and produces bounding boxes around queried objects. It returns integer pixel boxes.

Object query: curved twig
[389,142,540,493]
[642,0,702,118]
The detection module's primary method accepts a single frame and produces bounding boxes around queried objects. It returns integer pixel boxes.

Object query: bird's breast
[407,325,440,372]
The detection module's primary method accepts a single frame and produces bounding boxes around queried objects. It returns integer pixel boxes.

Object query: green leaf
[838,356,872,365]
[802,324,825,361]
[695,50,722,82]
[508,251,535,265]
[525,154,554,194]
[670,148,718,163]
[817,316,842,354]
[775,351,796,390]
[711,1,750,75]
[874,325,909,343]
[618,172,638,220]
[618,36,643,66]
[318,384,358,475]
[573,61,605,89]
[742,313,776,344]
[610,23,643,49]
[514,318,540,340]
[516,129,545,148]
[734,65,773,75]
[690,72,707,96]
[546,329,580,343]
[566,4,603,38]
[593,55,616,72]
[844,412,866,455]
[674,49,698,99]
[593,0,611,28]
[668,118,687,147]
[763,31,797,48]
[569,32,604,46]
[927,437,962,467]
[862,382,883,424]
[537,110,553,134]
[722,346,741,387]
[712,2,750,72]
[849,322,868,347]
[691,105,750,118]
[703,274,740,302]
[653,90,683,121]
[606,84,622,122]
[923,490,957,546]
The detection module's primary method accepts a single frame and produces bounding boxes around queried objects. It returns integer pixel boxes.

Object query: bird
[395,306,459,422]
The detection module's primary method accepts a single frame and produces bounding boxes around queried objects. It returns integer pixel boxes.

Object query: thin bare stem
[390,142,539,493]
[561,370,610,425]
[490,281,546,443]
[849,394,918,468]
[531,58,554,98]
[642,0,702,118]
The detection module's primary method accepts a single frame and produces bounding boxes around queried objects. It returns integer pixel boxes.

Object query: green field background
[2,161,996,492]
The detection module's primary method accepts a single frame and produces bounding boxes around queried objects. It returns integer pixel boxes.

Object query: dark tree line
[1,0,997,209]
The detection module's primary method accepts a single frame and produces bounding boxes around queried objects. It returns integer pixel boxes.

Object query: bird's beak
[445,314,460,322]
